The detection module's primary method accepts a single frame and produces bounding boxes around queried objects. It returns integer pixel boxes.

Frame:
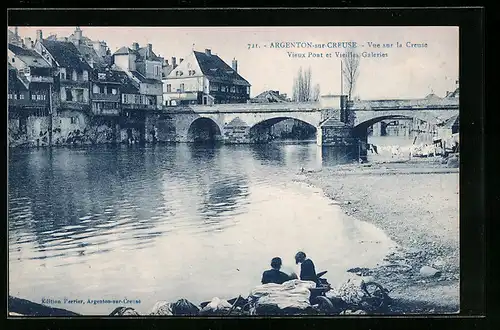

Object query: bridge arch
[187,117,223,143]
[352,111,449,138]
[249,116,317,143]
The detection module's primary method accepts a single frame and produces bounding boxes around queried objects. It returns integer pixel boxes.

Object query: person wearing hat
[261,257,293,285]
[295,251,318,284]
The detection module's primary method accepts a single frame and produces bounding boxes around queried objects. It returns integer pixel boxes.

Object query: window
[111,88,117,95]
[231,86,236,93]
[66,89,73,101]
[98,73,106,80]
[93,84,100,94]
[32,94,37,100]
[19,94,24,100]
[166,84,171,93]
[8,94,12,99]
[75,89,84,102]
[149,98,154,105]
[82,71,88,81]
[12,58,15,63]
[180,83,185,92]
[72,70,78,81]
[70,117,78,124]
[60,71,66,80]
[100,86,105,94]
[123,94,128,103]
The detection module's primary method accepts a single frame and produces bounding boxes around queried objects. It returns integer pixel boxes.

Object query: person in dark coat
[261,257,292,285]
[295,251,318,284]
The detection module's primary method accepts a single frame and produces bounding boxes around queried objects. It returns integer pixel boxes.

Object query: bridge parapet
[161,102,323,114]
[350,98,459,111]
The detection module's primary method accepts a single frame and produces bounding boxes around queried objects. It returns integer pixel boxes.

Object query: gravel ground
[303,158,460,313]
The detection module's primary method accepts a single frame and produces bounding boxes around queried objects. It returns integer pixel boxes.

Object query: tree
[292,66,318,102]
[342,47,361,101]
[312,83,321,101]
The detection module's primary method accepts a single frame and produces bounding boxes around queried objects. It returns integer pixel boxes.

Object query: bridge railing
[350,98,459,110]
[159,101,322,113]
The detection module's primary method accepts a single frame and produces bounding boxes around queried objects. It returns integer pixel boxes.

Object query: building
[162,48,251,106]
[251,90,289,103]
[113,42,164,110]
[33,30,93,143]
[437,113,459,138]
[8,39,55,146]
[7,27,23,47]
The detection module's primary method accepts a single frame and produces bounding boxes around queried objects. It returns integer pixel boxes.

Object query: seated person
[295,251,319,285]
[261,257,293,285]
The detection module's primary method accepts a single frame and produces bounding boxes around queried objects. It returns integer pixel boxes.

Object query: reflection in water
[9,142,397,315]
[200,175,250,222]
[320,146,358,166]
[250,143,286,166]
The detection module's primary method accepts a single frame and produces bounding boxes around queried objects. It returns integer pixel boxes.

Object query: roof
[8,68,28,91]
[193,51,250,86]
[75,43,106,68]
[41,40,92,71]
[114,46,132,55]
[92,68,127,84]
[130,70,161,84]
[446,88,459,98]
[253,90,288,102]
[8,43,52,68]
[438,114,459,128]
[113,70,140,94]
[113,45,162,62]
[136,46,162,62]
[424,93,441,99]
[8,29,22,45]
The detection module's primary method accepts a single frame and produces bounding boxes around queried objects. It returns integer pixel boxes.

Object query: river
[8,141,399,315]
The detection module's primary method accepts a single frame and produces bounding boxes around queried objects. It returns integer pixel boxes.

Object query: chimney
[147,43,153,56]
[179,58,184,64]
[74,26,82,42]
[24,37,32,49]
[232,58,238,72]
[14,27,19,37]
[164,59,169,66]
[205,49,211,56]
[132,42,139,50]
[171,57,177,68]
[36,29,43,41]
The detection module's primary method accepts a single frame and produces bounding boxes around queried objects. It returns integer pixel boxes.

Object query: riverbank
[299,157,460,313]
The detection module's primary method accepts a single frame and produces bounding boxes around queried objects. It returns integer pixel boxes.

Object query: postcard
[8,24,459,316]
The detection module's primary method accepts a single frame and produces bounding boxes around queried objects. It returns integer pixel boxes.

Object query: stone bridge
[144,96,459,146]
[158,102,325,144]
[350,98,459,133]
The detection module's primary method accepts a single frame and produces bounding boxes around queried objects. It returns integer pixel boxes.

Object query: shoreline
[300,158,460,313]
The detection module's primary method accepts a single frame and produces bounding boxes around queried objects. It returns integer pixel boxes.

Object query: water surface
[9,142,397,315]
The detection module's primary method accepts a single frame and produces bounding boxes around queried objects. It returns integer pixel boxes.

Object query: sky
[11,26,459,99]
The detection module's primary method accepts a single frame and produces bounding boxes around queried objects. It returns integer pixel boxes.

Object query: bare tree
[293,66,318,102]
[342,47,361,101]
[312,83,321,101]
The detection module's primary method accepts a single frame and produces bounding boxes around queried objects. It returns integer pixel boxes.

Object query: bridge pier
[372,121,383,136]
[223,123,250,144]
